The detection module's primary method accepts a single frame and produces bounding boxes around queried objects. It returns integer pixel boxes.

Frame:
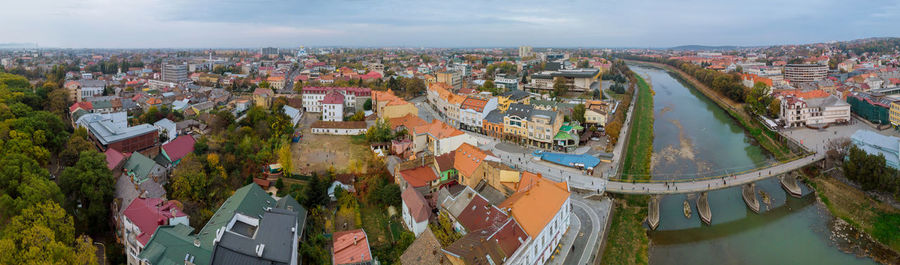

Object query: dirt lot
[292,113,373,175]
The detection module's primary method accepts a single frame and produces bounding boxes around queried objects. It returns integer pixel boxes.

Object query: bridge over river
[604,153,825,195]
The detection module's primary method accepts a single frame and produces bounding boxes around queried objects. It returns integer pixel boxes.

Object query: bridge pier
[697,192,711,225]
[648,195,660,230]
[742,183,760,214]
[780,173,802,198]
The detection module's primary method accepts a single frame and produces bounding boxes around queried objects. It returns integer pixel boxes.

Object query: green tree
[59,150,115,231]
[363,98,372,111]
[572,104,586,124]
[61,128,94,166]
[365,118,394,143]
[552,78,568,99]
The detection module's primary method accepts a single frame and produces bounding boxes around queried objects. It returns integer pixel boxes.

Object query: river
[628,64,877,265]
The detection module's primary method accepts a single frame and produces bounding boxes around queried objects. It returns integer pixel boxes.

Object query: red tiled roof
[457,194,509,232]
[399,166,438,188]
[401,188,430,222]
[105,148,128,170]
[321,90,345,105]
[493,218,528,256]
[69,101,93,113]
[162,135,196,162]
[123,198,186,246]
[333,229,373,265]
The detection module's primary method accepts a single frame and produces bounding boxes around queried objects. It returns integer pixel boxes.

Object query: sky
[2,0,900,48]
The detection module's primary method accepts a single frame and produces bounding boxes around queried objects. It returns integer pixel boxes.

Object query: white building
[153,118,177,144]
[781,95,851,127]
[401,187,430,236]
[121,198,188,265]
[301,86,371,113]
[322,90,345,122]
[458,96,499,133]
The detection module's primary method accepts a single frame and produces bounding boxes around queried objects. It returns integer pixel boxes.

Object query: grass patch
[807,175,900,251]
[602,74,653,265]
[620,75,654,180]
[602,198,650,265]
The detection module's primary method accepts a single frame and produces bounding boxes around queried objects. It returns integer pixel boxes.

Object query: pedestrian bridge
[604,153,825,195]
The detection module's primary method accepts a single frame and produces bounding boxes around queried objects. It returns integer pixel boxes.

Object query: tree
[377,183,402,208]
[61,128,94,166]
[365,118,394,143]
[363,98,372,111]
[552,78,567,99]
[768,99,781,118]
[59,150,115,231]
[572,104,586,124]
[0,201,98,265]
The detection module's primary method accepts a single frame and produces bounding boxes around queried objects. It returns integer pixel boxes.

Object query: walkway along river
[628,64,876,265]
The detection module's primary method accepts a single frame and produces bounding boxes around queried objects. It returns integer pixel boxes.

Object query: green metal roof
[124,152,157,184]
[137,224,211,265]
[554,131,576,141]
[138,184,306,265]
[197,184,277,249]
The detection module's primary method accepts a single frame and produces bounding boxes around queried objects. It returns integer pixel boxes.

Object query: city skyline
[3,0,900,48]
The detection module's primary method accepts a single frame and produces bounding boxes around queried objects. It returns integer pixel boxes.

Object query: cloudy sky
[2,0,899,48]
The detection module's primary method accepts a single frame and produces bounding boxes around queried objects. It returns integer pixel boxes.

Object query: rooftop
[333,229,373,265]
[499,172,569,237]
[399,166,439,188]
[401,187,431,223]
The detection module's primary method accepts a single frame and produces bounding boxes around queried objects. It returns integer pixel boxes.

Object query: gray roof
[805,95,848,108]
[87,119,157,145]
[209,208,298,265]
[534,69,600,79]
[506,103,533,118]
[530,109,558,124]
[484,109,506,124]
[79,79,107,88]
[501,89,530,101]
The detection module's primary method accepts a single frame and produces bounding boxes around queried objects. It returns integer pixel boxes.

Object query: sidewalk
[547,210,582,265]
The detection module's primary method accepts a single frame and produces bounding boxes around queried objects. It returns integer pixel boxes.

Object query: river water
[629,64,877,265]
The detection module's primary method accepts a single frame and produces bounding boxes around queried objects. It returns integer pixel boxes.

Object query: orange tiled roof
[499,172,569,237]
[777,89,829,99]
[453,143,490,177]
[460,96,488,112]
[373,90,411,106]
[414,120,464,140]
[389,114,427,130]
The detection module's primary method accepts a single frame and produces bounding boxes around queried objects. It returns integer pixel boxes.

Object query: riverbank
[601,74,654,265]
[624,60,794,161]
[806,174,900,264]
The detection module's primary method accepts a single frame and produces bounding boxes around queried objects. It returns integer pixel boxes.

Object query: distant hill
[667,45,740,51]
[0,43,38,49]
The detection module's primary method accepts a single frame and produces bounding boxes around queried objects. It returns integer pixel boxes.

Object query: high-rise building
[519,46,533,58]
[161,63,188,83]
[784,64,828,84]
[261,47,279,56]
[437,71,462,90]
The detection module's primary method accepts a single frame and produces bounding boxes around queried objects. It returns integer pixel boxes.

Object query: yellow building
[890,101,900,127]
[252,88,273,108]
[373,90,419,119]
[497,89,531,112]
[503,103,532,142]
